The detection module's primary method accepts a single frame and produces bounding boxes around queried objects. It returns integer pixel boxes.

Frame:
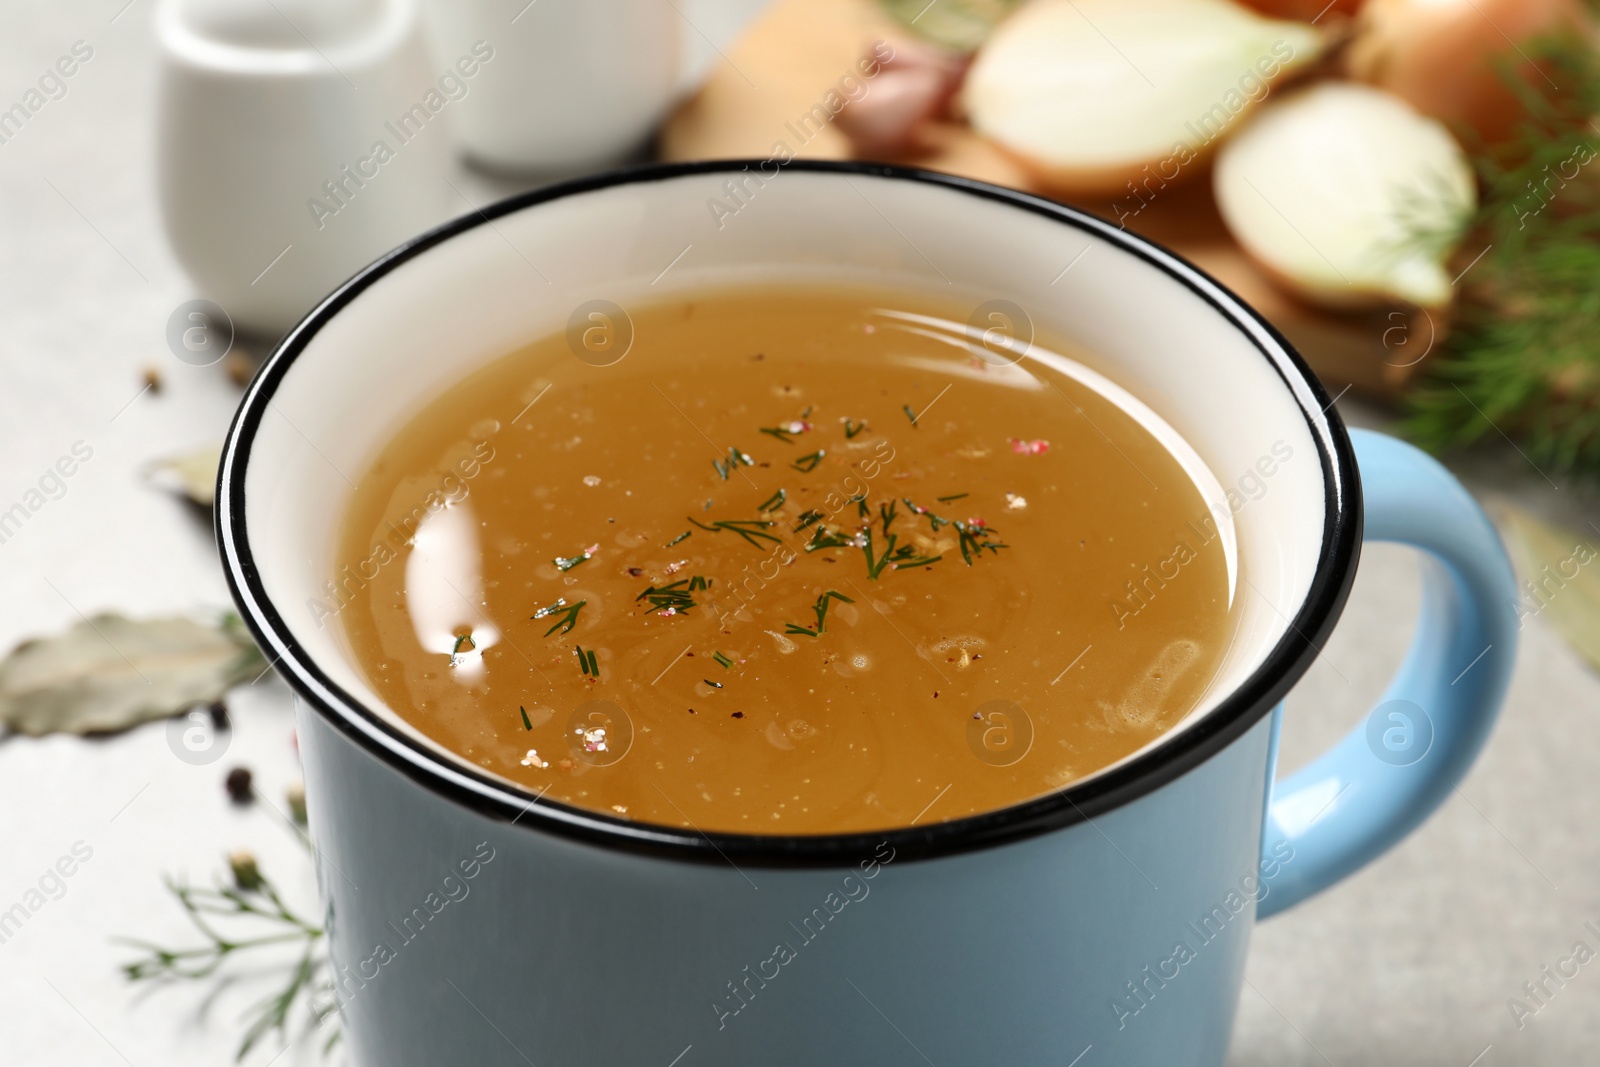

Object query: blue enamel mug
[218,162,1518,1066]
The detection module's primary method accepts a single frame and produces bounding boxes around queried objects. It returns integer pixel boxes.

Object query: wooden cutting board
[660,0,1423,401]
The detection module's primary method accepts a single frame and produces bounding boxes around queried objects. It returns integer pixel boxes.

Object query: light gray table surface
[2,3,1598,1065]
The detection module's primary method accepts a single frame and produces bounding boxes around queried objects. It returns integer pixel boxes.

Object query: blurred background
[2,0,1599,1063]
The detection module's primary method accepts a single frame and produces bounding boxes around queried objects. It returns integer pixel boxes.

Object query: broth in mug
[331,287,1239,834]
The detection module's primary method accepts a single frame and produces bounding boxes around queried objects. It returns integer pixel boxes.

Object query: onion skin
[1348,0,1592,146]
[835,39,968,159]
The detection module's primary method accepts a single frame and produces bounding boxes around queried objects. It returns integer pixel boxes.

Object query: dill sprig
[119,855,336,1061]
[575,645,600,677]
[844,418,867,439]
[759,488,787,512]
[1405,31,1600,475]
[784,589,854,637]
[666,529,693,547]
[712,651,735,669]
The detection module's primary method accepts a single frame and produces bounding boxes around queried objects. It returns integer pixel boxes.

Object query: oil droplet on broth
[1104,640,1203,730]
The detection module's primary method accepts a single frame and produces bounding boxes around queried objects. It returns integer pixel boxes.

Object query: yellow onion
[1348,0,1591,145]
[1214,82,1475,309]
[963,0,1324,196]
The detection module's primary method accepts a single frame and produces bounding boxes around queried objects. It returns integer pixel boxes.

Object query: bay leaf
[0,613,267,736]
[1493,501,1600,672]
[145,443,222,508]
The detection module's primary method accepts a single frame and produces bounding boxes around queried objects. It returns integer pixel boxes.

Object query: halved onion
[963,0,1324,195]
[1214,82,1476,309]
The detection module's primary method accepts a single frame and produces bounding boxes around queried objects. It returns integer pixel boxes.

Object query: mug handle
[1257,428,1519,918]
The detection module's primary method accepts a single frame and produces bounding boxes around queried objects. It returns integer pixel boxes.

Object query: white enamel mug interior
[219,161,1356,858]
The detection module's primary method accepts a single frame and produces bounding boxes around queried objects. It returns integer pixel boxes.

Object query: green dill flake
[791,450,825,473]
[712,446,754,480]
[805,525,854,553]
[575,645,600,678]
[635,579,701,615]
[531,598,567,618]
[784,589,854,637]
[703,679,724,689]
[759,488,787,512]
[691,513,782,548]
[843,418,866,439]
[793,508,825,532]
[713,519,781,548]
[903,497,953,532]
[860,527,897,579]
[531,598,586,637]
[666,529,693,547]
[954,519,1009,566]
[520,706,533,731]
[712,651,734,669]
[858,500,949,578]
[936,492,968,503]
[902,403,918,426]
[553,545,595,571]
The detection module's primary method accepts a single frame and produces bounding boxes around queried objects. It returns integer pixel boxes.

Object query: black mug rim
[216,159,1362,867]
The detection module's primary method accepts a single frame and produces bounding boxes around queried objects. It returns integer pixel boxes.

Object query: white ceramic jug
[419,0,681,174]
[156,0,456,336]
